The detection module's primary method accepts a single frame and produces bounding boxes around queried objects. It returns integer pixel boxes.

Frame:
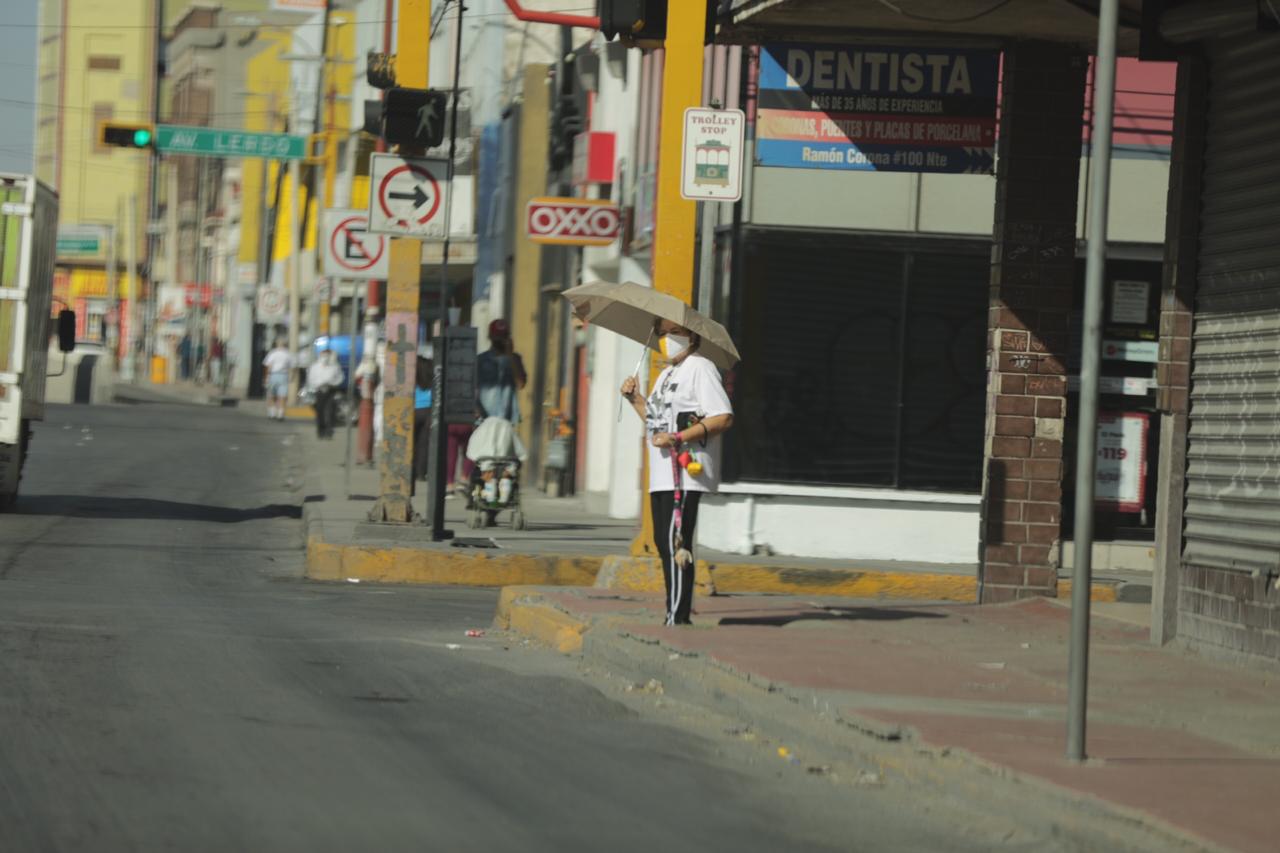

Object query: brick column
[980,45,1087,604]
[1152,56,1206,644]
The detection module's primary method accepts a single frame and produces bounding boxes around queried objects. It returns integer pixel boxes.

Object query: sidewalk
[112,378,250,410]
[295,426,1012,599]
[496,586,1279,853]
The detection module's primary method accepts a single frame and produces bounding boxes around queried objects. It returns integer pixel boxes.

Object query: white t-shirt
[645,354,733,493]
[306,358,343,390]
[262,348,294,375]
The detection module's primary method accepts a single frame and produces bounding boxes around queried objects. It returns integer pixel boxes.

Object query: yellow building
[36,0,156,346]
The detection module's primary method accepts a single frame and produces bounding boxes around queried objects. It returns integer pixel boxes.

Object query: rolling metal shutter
[1183,34,1280,576]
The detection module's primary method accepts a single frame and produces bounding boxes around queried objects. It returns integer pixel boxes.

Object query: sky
[0,0,39,175]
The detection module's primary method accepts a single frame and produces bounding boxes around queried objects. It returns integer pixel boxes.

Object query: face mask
[663,334,690,358]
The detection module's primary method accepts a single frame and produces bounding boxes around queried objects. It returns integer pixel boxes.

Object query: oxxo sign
[526,197,621,247]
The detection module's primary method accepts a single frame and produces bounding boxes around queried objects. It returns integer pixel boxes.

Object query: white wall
[697,485,981,565]
[749,153,1169,243]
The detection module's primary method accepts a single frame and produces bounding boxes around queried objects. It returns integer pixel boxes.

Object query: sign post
[368,0,432,525]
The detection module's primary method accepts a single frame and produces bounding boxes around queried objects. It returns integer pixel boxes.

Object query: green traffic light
[133,128,152,147]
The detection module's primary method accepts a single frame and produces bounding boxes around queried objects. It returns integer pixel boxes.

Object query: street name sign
[56,225,104,257]
[526,198,621,246]
[322,209,389,279]
[681,108,745,202]
[155,124,308,160]
[368,153,448,238]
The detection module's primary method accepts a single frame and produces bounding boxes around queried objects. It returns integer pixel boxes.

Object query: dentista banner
[757,43,999,174]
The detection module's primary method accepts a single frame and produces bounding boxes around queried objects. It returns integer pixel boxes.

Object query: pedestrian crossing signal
[100,122,154,149]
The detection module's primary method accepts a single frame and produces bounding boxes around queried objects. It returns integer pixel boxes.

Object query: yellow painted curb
[1059,580,1120,603]
[306,535,603,587]
[712,563,978,601]
[285,406,313,421]
[494,586,590,654]
[594,555,717,595]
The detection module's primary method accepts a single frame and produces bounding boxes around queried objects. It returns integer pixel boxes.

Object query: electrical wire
[0,9,595,30]
[873,0,1020,24]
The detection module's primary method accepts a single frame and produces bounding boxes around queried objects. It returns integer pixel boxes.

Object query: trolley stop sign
[322,209,389,280]
[681,108,745,202]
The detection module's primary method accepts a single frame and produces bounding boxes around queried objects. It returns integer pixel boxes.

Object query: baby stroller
[464,417,528,530]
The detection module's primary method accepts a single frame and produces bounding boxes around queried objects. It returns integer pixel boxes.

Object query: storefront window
[724,230,988,492]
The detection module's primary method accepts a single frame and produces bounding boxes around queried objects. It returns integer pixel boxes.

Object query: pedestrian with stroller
[621,318,734,626]
[451,319,526,496]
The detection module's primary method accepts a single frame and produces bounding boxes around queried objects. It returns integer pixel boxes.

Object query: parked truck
[0,173,72,508]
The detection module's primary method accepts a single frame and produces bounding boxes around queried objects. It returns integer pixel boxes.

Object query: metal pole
[288,157,303,403]
[1067,0,1120,764]
[696,201,716,316]
[345,293,361,497]
[194,158,208,382]
[106,213,117,362]
[427,0,466,538]
[123,194,138,382]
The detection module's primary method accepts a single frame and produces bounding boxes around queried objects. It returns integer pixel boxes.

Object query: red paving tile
[527,589,1280,850]
[863,711,1280,853]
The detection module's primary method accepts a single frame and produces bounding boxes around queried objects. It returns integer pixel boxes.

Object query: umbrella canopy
[561,281,741,370]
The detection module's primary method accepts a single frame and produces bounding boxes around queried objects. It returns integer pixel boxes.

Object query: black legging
[650,490,702,626]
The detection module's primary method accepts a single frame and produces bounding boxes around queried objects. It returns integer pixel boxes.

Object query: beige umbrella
[561,281,741,370]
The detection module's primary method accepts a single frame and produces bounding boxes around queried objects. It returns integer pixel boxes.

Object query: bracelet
[701,422,710,441]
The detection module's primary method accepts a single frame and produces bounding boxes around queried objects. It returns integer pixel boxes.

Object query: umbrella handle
[616,329,655,423]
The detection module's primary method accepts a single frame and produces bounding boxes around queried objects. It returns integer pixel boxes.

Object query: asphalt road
[0,401,1085,852]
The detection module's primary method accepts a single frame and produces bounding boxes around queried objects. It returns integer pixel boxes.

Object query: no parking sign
[322,209,389,279]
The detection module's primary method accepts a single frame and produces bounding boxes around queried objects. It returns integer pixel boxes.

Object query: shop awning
[724,0,1147,54]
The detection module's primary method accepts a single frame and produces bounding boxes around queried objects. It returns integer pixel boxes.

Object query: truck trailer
[0,173,69,508]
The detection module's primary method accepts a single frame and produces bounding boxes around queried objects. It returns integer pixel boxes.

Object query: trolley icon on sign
[693,140,731,188]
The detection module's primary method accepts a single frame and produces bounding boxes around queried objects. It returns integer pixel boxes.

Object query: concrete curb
[111,382,240,408]
[303,530,1123,602]
[306,534,604,587]
[495,589,1217,853]
[494,586,592,653]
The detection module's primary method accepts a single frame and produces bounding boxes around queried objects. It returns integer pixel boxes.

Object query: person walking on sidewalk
[262,338,294,421]
[306,348,344,439]
[621,318,734,626]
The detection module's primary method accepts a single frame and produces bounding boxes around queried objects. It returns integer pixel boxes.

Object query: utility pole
[288,157,303,402]
[425,0,467,538]
[1067,0,1120,764]
[630,0,708,556]
[356,0,396,466]
[123,193,138,382]
[311,0,335,341]
[369,0,431,523]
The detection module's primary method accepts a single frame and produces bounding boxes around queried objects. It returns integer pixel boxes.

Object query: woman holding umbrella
[621,318,734,626]
[564,281,739,627]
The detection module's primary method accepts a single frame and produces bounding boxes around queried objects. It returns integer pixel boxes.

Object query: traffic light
[99,121,154,149]
[380,88,449,149]
[598,0,664,41]
[596,0,716,44]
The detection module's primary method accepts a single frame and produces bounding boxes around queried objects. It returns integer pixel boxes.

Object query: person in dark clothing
[412,351,434,492]
[178,333,192,381]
